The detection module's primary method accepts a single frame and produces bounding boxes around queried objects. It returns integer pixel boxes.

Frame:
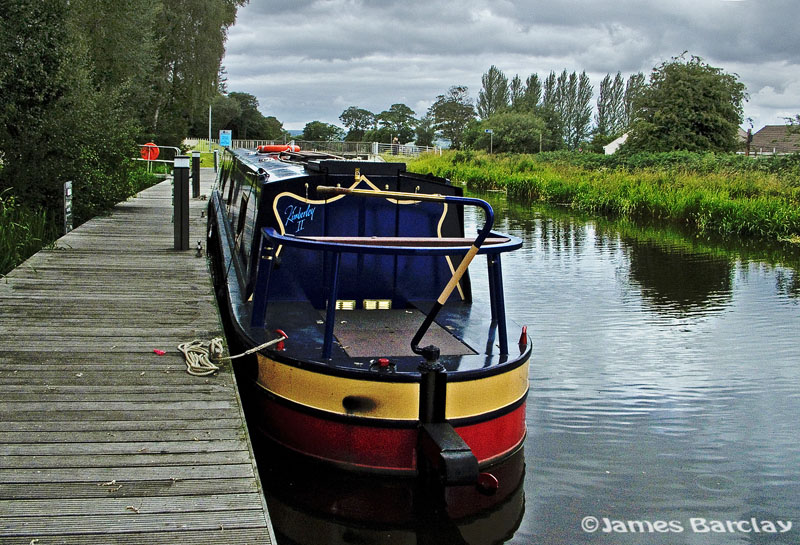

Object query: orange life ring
[257,144,300,153]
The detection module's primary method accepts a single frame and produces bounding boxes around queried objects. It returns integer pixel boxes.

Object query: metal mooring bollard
[191,150,201,198]
[173,156,190,251]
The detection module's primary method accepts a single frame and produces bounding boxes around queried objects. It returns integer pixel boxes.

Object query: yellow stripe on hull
[258,355,419,420]
[258,354,529,422]
[445,357,530,420]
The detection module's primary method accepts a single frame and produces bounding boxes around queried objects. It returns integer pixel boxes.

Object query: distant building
[603,133,628,155]
[748,125,800,155]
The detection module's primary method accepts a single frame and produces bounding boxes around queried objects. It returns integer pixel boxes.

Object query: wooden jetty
[0,169,275,544]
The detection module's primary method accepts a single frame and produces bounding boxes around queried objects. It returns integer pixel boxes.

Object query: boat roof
[232,148,310,183]
[230,147,408,184]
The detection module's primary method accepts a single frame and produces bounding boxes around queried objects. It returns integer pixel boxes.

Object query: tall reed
[1,191,58,276]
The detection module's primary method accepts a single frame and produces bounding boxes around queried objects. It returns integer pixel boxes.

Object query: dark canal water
[254,192,800,545]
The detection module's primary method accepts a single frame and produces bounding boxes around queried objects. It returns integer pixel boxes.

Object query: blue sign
[219,130,232,147]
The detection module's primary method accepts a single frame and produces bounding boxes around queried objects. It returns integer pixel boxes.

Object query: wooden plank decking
[0,169,275,544]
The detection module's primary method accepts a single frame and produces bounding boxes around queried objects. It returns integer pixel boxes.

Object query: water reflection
[254,434,526,545]
[622,240,733,316]
[775,268,800,298]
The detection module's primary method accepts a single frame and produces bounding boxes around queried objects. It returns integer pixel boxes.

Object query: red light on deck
[518,325,528,347]
[377,358,391,368]
[274,329,288,351]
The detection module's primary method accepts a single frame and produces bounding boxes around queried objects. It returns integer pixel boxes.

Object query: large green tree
[0,0,141,222]
[429,86,475,149]
[301,121,345,141]
[463,111,546,153]
[151,0,247,145]
[415,114,436,147]
[377,103,417,143]
[626,55,747,152]
[539,70,592,150]
[191,91,287,141]
[207,94,242,135]
[227,92,263,139]
[339,106,376,141]
[69,0,159,126]
[0,0,247,227]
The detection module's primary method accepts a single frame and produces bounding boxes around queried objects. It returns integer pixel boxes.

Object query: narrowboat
[207,147,530,487]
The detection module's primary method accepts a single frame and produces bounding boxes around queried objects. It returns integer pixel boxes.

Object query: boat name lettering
[284,203,316,233]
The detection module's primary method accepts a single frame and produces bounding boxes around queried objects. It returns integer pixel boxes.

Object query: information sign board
[64,181,73,234]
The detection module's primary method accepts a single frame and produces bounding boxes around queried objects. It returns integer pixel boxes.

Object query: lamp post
[485,129,493,154]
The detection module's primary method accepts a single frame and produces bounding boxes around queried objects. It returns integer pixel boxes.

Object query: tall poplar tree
[477,66,510,119]
[562,71,593,150]
[521,74,542,111]
[622,72,646,130]
[509,75,524,109]
[595,72,625,137]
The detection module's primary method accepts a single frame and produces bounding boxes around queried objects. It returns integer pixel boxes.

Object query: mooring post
[191,150,201,198]
[213,149,219,173]
[173,155,190,251]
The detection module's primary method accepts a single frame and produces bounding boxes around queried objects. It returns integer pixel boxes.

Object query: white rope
[178,338,224,376]
[178,333,288,376]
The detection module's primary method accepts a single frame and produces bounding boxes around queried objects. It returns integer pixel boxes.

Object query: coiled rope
[178,331,288,376]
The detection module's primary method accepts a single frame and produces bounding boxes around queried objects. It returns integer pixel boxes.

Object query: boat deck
[0,169,275,544]
[331,308,476,358]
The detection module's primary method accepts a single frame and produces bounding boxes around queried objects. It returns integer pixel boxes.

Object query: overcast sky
[222,0,800,132]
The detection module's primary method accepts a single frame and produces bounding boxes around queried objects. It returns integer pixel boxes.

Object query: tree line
[0,0,247,225]
[302,54,747,156]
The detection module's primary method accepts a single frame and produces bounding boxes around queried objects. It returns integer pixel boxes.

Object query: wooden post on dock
[191,150,201,198]
[174,155,190,250]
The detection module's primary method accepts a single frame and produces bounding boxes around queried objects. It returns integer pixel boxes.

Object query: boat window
[242,180,261,265]
[235,192,249,253]
[228,169,261,273]
[218,152,234,194]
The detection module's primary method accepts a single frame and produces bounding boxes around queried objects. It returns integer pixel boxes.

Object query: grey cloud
[223,0,800,130]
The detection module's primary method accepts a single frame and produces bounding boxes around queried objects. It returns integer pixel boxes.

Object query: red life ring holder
[140,142,160,161]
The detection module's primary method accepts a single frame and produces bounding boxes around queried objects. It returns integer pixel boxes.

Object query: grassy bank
[407,151,800,242]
